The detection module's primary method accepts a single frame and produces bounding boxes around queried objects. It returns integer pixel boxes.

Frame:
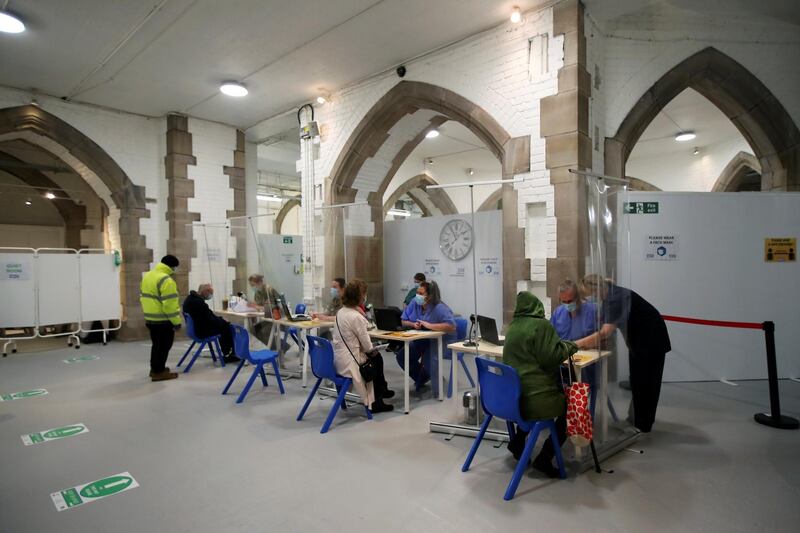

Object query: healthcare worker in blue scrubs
[396,281,456,393]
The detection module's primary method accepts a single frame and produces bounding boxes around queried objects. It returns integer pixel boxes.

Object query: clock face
[439,219,473,261]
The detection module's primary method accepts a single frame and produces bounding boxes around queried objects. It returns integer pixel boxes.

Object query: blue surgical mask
[414,294,426,306]
[564,302,576,313]
[204,293,213,301]
[330,287,339,298]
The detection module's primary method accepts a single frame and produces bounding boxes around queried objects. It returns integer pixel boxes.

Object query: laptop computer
[374,307,412,332]
[477,315,504,346]
[281,300,312,322]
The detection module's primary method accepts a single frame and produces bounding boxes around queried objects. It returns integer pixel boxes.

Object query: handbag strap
[335,313,362,368]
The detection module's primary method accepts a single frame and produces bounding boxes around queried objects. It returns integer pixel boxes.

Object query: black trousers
[509,414,567,463]
[368,352,390,403]
[147,322,174,373]
[629,349,667,432]
[203,317,234,356]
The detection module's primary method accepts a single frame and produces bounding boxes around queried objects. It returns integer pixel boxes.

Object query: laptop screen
[477,315,501,343]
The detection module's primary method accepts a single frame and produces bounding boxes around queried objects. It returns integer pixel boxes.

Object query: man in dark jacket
[503,291,578,478]
[182,284,239,363]
[575,275,671,433]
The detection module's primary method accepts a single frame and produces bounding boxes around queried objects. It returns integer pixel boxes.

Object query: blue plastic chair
[177,313,224,373]
[296,335,372,434]
[222,324,285,403]
[446,317,476,398]
[282,303,307,352]
[462,358,566,501]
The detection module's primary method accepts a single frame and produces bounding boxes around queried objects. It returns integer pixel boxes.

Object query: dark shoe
[370,401,394,413]
[149,367,170,377]
[507,433,526,461]
[532,454,561,479]
[619,380,631,391]
[382,389,396,399]
[151,371,178,382]
[224,355,241,364]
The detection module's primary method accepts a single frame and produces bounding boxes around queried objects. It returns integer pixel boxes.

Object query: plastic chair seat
[177,313,224,373]
[222,324,285,404]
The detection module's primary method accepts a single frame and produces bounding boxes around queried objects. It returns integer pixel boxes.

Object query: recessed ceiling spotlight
[0,10,25,33]
[25,199,32,206]
[467,168,475,176]
[510,7,522,24]
[220,82,248,97]
[44,191,56,199]
[693,147,700,155]
[674,132,696,142]
[316,95,327,105]
[425,129,439,139]
[425,158,435,165]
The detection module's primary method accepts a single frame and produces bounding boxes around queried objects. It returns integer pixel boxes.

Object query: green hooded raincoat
[502,292,578,420]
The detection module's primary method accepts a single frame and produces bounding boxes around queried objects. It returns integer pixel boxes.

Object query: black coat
[604,284,671,355]
[182,291,225,339]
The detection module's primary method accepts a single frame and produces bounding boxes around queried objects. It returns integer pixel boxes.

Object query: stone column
[501,136,532,325]
[541,0,593,308]
[164,114,198,295]
[224,130,247,295]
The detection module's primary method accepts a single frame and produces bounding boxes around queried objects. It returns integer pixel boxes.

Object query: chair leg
[222,359,246,395]
[462,414,493,472]
[550,422,568,479]
[505,423,543,501]
[259,365,268,387]
[447,357,454,398]
[183,342,207,373]
[215,338,225,367]
[506,420,516,442]
[321,378,350,434]
[177,341,196,367]
[364,404,373,420]
[208,341,217,362]
[460,354,476,388]
[297,378,322,421]
[236,363,262,404]
[271,359,285,394]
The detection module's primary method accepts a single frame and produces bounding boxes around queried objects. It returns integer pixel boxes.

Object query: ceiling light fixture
[257,194,283,203]
[387,208,411,217]
[220,82,248,97]
[674,132,696,142]
[25,199,32,206]
[425,158,434,165]
[425,129,439,139]
[0,10,25,33]
[467,168,475,176]
[693,147,699,155]
[510,7,522,24]
[316,95,327,105]
[44,191,56,199]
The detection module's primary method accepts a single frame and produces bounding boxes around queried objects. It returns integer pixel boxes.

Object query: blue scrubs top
[550,301,599,341]
[402,300,457,345]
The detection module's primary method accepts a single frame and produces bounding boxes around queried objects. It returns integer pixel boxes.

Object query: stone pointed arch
[712,151,762,192]
[326,81,530,320]
[274,198,301,234]
[605,47,800,192]
[625,176,662,192]
[0,105,152,339]
[382,173,457,219]
[477,187,503,212]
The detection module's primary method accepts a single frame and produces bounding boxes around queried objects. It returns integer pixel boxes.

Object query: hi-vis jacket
[139,263,181,326]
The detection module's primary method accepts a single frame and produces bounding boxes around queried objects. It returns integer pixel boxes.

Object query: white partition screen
[37,253,80,326]
[79,253,121,322]
[0,252,37,328]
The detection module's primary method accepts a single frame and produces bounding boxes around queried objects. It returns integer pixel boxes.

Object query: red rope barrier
[661,315,763,330]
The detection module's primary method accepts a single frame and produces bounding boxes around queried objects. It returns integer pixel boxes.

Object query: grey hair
[558,279,581,311]
[197,283,213,293]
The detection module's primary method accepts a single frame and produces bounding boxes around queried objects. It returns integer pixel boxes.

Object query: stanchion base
[754,413,799,430]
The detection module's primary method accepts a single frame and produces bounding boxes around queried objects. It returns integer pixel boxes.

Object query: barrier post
[754,321,799,430]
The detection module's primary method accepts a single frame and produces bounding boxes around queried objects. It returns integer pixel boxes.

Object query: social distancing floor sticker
[22,423,89,446]
[51,472,139,511]
[0,388,48,401]
[63,355,99,364]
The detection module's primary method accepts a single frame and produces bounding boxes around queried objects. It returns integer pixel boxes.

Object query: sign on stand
[51,472,139,511]
[22,423,89,446]
[1,388,48,401]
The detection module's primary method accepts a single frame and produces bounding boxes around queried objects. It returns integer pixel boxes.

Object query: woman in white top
[332,279,394,413]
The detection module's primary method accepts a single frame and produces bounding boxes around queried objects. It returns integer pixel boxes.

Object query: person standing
[574,274,671,433]
[403,273,426,308]
[140,255,182,381]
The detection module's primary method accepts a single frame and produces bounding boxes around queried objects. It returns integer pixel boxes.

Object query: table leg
[437,337,444,401]
[452,349,460,408]
[302,328,310,388]
[404,342,410,414]
[597,357,609,443]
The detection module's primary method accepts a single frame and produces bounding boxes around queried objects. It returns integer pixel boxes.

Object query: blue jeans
[395,340,439,394]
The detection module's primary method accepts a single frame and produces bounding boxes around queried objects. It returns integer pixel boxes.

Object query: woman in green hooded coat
[502,291,578,477]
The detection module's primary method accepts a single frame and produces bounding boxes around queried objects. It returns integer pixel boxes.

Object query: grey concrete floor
[1,340,798,532]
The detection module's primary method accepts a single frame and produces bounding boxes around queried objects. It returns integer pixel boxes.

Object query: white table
[368,329,445,414]
[264,317,334,387]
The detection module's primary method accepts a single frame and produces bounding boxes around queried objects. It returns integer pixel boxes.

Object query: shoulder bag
[336,313,377,383]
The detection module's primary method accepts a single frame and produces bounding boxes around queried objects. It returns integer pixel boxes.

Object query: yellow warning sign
[764,237,796,262]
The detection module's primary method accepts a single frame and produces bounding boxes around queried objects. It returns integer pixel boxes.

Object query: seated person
[311,277,346,321]
[247,274,288,352]
[182,284,239,363]
[333,279,394,413]
[503,291,577,478]
[395,281,456,392]
[403,272,426,309]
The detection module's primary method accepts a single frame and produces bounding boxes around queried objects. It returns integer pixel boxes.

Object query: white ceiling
[401,121,501,176]
[583,0,800,25]
[0,0,547,129]
[627,88,749,160]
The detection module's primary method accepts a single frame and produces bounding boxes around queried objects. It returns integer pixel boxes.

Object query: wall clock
[439,219,473,261]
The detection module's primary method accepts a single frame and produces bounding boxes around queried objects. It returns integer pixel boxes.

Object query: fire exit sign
[282,236,293,244]
[624,202,659,214]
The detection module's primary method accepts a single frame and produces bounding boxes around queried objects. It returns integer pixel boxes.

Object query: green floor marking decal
[22,423,89,446]
[0,388,48,401]
[63,355,99,364]
[51,472,139,511]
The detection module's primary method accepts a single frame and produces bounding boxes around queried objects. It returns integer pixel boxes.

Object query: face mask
[330,287,339,298]
[413,282,420,288]
[204,293,213,301]
[585,295,596,304]
[564,302,576,313]
[414,294,426,306]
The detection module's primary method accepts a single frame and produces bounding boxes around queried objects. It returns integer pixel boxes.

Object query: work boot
[370,400,394,413]
[382,389,396,399]
[151,370,178,382]
[223,354,241,364]
[149,367,170,377]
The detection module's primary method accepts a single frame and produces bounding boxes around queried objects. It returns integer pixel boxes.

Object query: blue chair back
[306,335,338,381]
[295,303,307,314]
[183,313,200,342]
[230,324,252,362]
[475,358,524,424]
[455,317,468,341]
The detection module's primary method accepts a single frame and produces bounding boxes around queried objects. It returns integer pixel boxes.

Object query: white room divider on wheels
[618,192,800,382]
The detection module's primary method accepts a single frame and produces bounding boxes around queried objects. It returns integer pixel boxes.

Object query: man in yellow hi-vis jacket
[140,255,182,381]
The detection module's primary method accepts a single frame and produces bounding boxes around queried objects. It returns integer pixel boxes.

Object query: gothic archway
[274,198,301,234]
[0,105,152,339]
[382,173,457,219]
[712,151,762,192]
[477,187,503,212]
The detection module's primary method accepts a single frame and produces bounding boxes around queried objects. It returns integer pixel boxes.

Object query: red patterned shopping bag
[564,354,593,447]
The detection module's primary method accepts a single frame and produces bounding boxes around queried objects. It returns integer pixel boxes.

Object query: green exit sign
[282,236,293,244]
[624,202,659,214]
